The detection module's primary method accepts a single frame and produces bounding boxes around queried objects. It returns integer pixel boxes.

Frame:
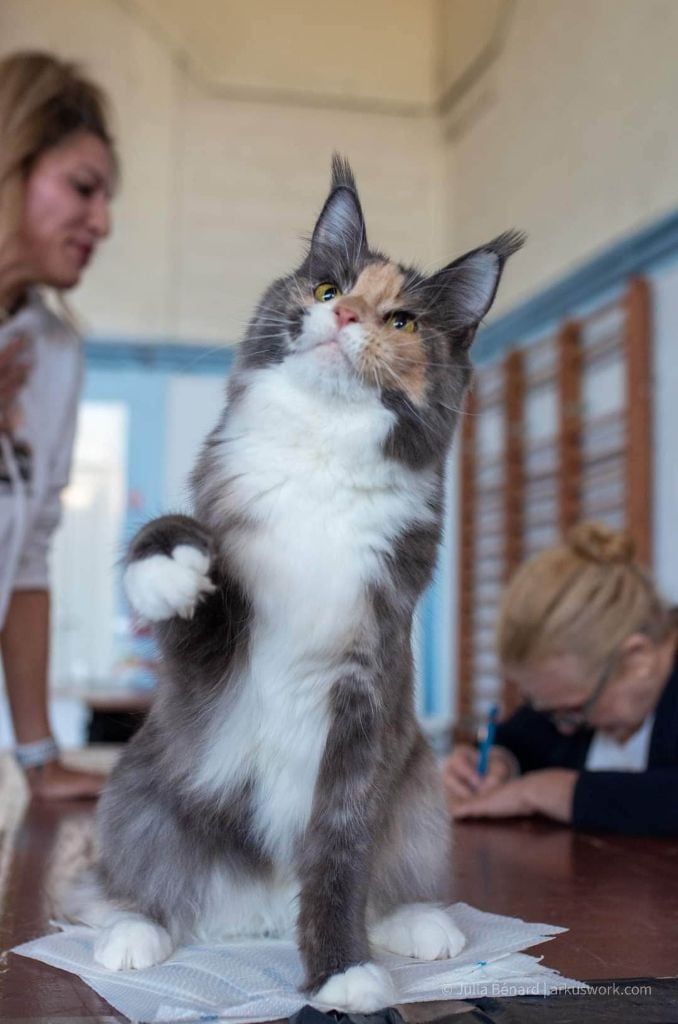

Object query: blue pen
[477,704,498,777]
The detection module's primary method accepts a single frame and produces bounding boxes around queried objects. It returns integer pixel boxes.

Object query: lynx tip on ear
[484,229,527,263]
[330,153,358,193]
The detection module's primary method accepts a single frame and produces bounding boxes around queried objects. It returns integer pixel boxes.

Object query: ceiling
[131,0,504,111]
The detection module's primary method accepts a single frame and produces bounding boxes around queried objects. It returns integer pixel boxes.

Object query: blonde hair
[497,522,675,672]
[0,50,117,252]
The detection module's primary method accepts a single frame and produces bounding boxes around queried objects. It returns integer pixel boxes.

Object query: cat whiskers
[387,354,478,417]
[373,363,432,432]
[292,279,313,309]
[380,360,475,428]
[175,342,234,372]
[371,362,385,395]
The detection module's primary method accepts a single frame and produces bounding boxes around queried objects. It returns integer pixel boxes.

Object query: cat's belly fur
[194,633,334,864]
[193,493,388,865]
[194,376,436,864]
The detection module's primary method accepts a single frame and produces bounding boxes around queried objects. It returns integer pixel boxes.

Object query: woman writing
[445,522,678,836]
[0,51,116,798]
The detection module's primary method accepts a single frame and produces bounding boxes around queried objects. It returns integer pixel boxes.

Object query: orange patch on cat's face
[341,262,428,403]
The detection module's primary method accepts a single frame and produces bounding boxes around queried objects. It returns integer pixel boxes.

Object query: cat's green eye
[386,311,418,333]
[314,282,342,302]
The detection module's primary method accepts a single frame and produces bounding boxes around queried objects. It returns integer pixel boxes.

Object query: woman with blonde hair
[445,522,678,835]
[0,51,116,798]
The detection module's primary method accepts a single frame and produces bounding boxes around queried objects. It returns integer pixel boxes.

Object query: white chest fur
[195,367,435,862]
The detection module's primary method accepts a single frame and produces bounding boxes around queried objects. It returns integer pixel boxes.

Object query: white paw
[124,545,215,621]
[314,962,397,1013]
[94,915,174,970]
[370,903,466,960]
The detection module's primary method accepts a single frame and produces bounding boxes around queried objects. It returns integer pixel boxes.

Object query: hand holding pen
[443,706,517,806]
[476,704,498,776]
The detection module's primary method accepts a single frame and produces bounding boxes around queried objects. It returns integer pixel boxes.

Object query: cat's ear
[310,154,367,265]
[426,231,525,346]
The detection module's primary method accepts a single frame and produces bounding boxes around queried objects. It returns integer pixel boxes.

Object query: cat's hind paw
[124,545,216,622]
[370,903,466,960]
[313,962,397,1013]
[93,915,174,970]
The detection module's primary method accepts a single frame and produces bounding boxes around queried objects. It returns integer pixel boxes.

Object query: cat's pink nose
[334,304,360,329]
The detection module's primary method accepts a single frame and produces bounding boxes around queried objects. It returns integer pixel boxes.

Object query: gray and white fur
[72,157,522,1012]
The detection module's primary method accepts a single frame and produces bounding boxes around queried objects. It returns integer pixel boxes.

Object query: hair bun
[567,521,635,565]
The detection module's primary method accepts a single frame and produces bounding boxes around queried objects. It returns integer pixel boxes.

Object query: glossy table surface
[1,751,677,1020]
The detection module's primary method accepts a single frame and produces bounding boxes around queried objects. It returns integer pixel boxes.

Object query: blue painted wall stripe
[85,340,234,375]
[477,208,678,363]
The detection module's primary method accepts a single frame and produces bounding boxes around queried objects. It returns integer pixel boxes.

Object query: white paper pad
[12,902,588,1023]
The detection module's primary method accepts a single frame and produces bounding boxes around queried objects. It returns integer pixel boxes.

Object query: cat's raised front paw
[124,545,216,622]
[370,903,466,960]
[93,915,174,970]
[313,962,397,1013]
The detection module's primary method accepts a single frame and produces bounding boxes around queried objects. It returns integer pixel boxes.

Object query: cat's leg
[370,904,465,960]
[368,734,465,960]
[297,674,397,1013]
[94,911,174,970]
[124,512,250,671]
[82,518,253,969]
[87,854,292,970]
[64,866,175,970]
[311,963,397,1014]
[124,514,217,623]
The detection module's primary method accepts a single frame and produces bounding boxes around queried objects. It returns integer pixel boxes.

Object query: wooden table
[1,766,677,1020]
[451,817,678,981]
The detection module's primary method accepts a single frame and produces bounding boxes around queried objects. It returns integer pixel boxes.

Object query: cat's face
[238,157,522,465]
[288,260,437,406]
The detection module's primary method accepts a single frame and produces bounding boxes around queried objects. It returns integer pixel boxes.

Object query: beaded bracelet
[15,736,60,770]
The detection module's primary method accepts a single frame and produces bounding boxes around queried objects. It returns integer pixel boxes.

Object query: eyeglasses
[529,657,616,731]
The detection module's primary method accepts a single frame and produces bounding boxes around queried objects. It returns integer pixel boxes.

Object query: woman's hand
[0,334,31,431]
[452,768,579,824]
[443,743,517,806]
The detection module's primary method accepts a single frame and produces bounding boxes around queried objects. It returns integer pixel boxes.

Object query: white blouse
[585,714,655,772]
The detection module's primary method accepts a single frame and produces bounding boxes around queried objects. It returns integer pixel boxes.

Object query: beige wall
[3,0,678,338]
[135,0,438,109]
[0,0,446,343]
[1,0,176,338]
[435,0,505,100]
[442,0,678,315]
[174,76,443,341]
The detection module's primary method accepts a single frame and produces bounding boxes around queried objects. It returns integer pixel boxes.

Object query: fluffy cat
[72,157,522,1012]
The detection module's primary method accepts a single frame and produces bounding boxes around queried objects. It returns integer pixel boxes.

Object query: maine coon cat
[73,157,522,1012]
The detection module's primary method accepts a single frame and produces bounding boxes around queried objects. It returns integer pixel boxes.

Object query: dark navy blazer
[493,656,678,836]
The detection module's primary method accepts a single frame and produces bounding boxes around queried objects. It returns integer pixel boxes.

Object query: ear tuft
[428,230,525,332]
[487,229,527,263]
[331,152,358,193]
[311,155,367,263]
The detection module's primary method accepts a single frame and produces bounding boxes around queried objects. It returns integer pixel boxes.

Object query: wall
[5,1,678,334]
[173,78,444,342]
[651,260,678,607]
[1,0,176,338]
[165,374,227,508]
[0,0,445,344]
[435,0,505,101]
[441,0,678,315]
[134,0,438,108]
